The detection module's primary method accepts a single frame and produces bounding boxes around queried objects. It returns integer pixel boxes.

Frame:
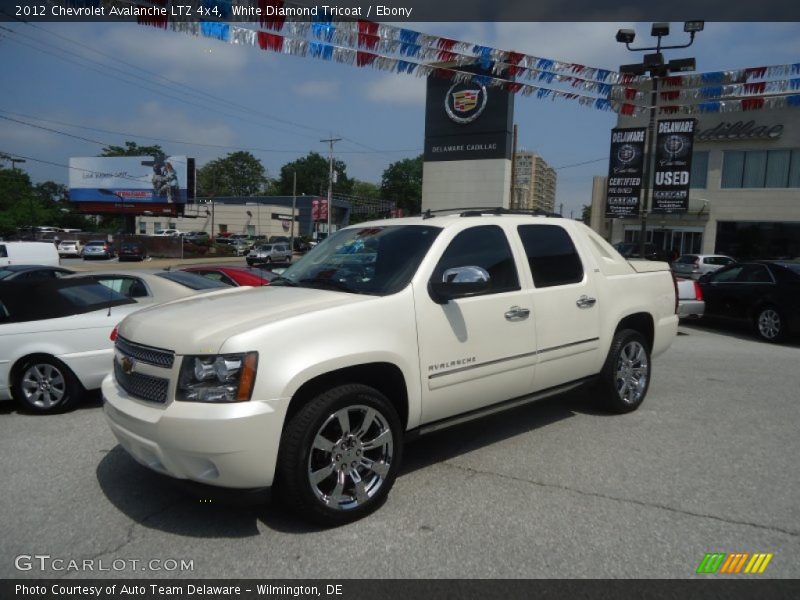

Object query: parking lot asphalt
[1,323,798,579]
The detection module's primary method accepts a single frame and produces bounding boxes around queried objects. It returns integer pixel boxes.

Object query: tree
[351,180,381,199]
[276,152,353,197]
[581,204,592,225]
[100,141,166,159]
[381,155,423,214]
[197,151,268,197]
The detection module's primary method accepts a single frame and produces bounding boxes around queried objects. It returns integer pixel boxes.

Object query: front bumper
[102,375,287,489]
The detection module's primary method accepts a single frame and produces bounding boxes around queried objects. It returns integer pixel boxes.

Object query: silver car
[672,254,735,279]
[246,243,291,265]
[82,240,116,260]
[58,240,83,257]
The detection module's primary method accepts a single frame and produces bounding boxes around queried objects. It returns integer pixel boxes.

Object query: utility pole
[290,170,296,261]
[509,124,518,209]
[321,137,341,239]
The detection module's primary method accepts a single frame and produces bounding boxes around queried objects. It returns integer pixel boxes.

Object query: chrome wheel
[21,363,66,409]
[758,308,781,340]
[307,405,394,511]
[614,341,649,405]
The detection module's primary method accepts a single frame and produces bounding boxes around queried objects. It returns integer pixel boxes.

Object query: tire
[264,256,272,264]
[596,329,651,414]
[12,356,82,414]
[754,305,785,343]
[277,384,403,526]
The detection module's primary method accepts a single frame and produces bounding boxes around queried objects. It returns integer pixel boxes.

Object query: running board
[408,377,592,439]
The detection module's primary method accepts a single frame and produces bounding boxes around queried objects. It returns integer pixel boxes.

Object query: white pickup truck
[103,213,678,525]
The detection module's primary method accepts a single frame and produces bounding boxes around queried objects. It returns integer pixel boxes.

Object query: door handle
[504,306,530,321]
[576,295,597,309]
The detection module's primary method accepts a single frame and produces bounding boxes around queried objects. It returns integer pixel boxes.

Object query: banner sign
[652,119,696,213]
[605,127,646,217]
[311,198,329,221]
[69,156,190,204]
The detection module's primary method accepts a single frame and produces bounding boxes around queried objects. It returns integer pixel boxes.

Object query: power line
[0,109,422,155]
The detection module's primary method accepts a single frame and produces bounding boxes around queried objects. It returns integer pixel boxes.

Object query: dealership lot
[1,309,798,579]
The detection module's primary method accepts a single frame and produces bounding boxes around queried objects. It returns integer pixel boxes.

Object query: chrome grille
[115,336,174,368]
[114,360,169,404]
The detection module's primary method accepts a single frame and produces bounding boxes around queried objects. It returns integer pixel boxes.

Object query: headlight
[177,352,258,403]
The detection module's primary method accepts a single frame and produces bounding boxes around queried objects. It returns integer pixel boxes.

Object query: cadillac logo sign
[445,82,488,124]
[120,355,135,375]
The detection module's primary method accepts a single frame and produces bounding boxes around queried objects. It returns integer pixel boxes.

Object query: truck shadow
[680,319,800,348]
[94,385,604,537]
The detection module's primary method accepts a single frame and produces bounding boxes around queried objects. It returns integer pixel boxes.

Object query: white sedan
[0,279,142,413]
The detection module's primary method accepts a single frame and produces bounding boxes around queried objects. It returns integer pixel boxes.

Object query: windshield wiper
[298,277,359,293]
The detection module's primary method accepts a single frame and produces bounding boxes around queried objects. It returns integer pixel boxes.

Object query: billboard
[69,156,193,214]
[652,119,696,213]
[605,128,646,217]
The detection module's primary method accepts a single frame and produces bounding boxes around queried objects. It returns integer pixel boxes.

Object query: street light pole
[321,137,341,239]
[616,21,703,258]
[290,170,296,260]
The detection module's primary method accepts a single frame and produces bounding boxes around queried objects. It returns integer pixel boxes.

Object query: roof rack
[421,207,561,220]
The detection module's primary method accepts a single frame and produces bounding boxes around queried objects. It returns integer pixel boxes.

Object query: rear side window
[0,245,6,258]
[433,226,519,294]
[677,255,698,264]
[517,225,584,288]
[704,256,733,266]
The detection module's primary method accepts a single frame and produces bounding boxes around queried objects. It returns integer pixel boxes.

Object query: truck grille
[114,360,169,404]
[115,336,174,368]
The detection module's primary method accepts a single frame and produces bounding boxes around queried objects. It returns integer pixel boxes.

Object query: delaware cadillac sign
[424,64,513,162]
[652,119,696,213]
[605,128,646,217]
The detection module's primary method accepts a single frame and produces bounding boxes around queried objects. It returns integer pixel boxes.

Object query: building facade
[594,106,800,259]
[513,151,557,213]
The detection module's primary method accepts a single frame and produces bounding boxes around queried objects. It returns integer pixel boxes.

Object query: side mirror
[429,266,491,304]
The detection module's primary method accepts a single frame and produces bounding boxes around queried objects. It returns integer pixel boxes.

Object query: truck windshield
[274,225,441,295]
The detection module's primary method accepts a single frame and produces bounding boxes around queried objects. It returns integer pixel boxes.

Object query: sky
[1,20,799,217]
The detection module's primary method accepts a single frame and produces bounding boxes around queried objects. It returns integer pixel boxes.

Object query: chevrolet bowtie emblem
[120,355,135,375]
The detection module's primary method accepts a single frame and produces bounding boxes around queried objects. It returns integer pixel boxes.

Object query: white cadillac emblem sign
[445,82,488,124]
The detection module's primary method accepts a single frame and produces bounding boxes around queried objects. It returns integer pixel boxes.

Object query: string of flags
[52,0,800,116]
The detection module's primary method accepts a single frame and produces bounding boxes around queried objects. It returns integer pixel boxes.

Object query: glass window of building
[690,151,709,188]
[723,149,800,188]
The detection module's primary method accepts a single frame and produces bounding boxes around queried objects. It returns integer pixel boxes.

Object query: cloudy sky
[1,21,798,216]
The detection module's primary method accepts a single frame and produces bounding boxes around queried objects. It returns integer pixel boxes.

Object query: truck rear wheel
[277,384,403,526]
[597,329,651,414]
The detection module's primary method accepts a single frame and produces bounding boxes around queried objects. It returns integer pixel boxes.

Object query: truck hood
[118,286,371,354]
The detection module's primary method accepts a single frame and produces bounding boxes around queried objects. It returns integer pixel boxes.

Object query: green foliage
[380,155,423,214]
[581,204,592,225]
[276,152,353,197]
[0,167,94,237]
[197,151,268,197]
[100,141,166,159]
[351,180,381,199]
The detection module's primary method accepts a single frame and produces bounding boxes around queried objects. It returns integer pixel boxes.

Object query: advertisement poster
[605,128,646,217]
[652,119,696,213]
[68,155,190,204]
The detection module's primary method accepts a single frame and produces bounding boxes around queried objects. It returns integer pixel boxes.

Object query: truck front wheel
[277,384,403,526]
[597,329,651,414]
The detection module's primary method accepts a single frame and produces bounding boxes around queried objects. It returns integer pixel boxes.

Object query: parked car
[613,242,676,263]
[698,260,800,342]
[154,229,182,237]
[0,241,61,267]
[104,215,678,525]
[179,265,278,287]
[246,243,292,265]
[57,240,83,258]
[118,242,147,262]
[183,231,210,244]
[676,277,704,320]
[0,265,74,281]
[0,278,140,413]
[82,240,116,260]
[67,270,230,304]
[230,240,252,256]
[672,254,736,279]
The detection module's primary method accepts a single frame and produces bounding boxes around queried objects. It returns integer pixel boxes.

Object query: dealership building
[592,106,800,259]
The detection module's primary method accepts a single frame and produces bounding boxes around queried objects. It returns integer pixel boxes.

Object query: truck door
[515,224,601,390]
[414,225,537,424]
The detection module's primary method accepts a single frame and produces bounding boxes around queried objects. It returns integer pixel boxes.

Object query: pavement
[1,323,798,579]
